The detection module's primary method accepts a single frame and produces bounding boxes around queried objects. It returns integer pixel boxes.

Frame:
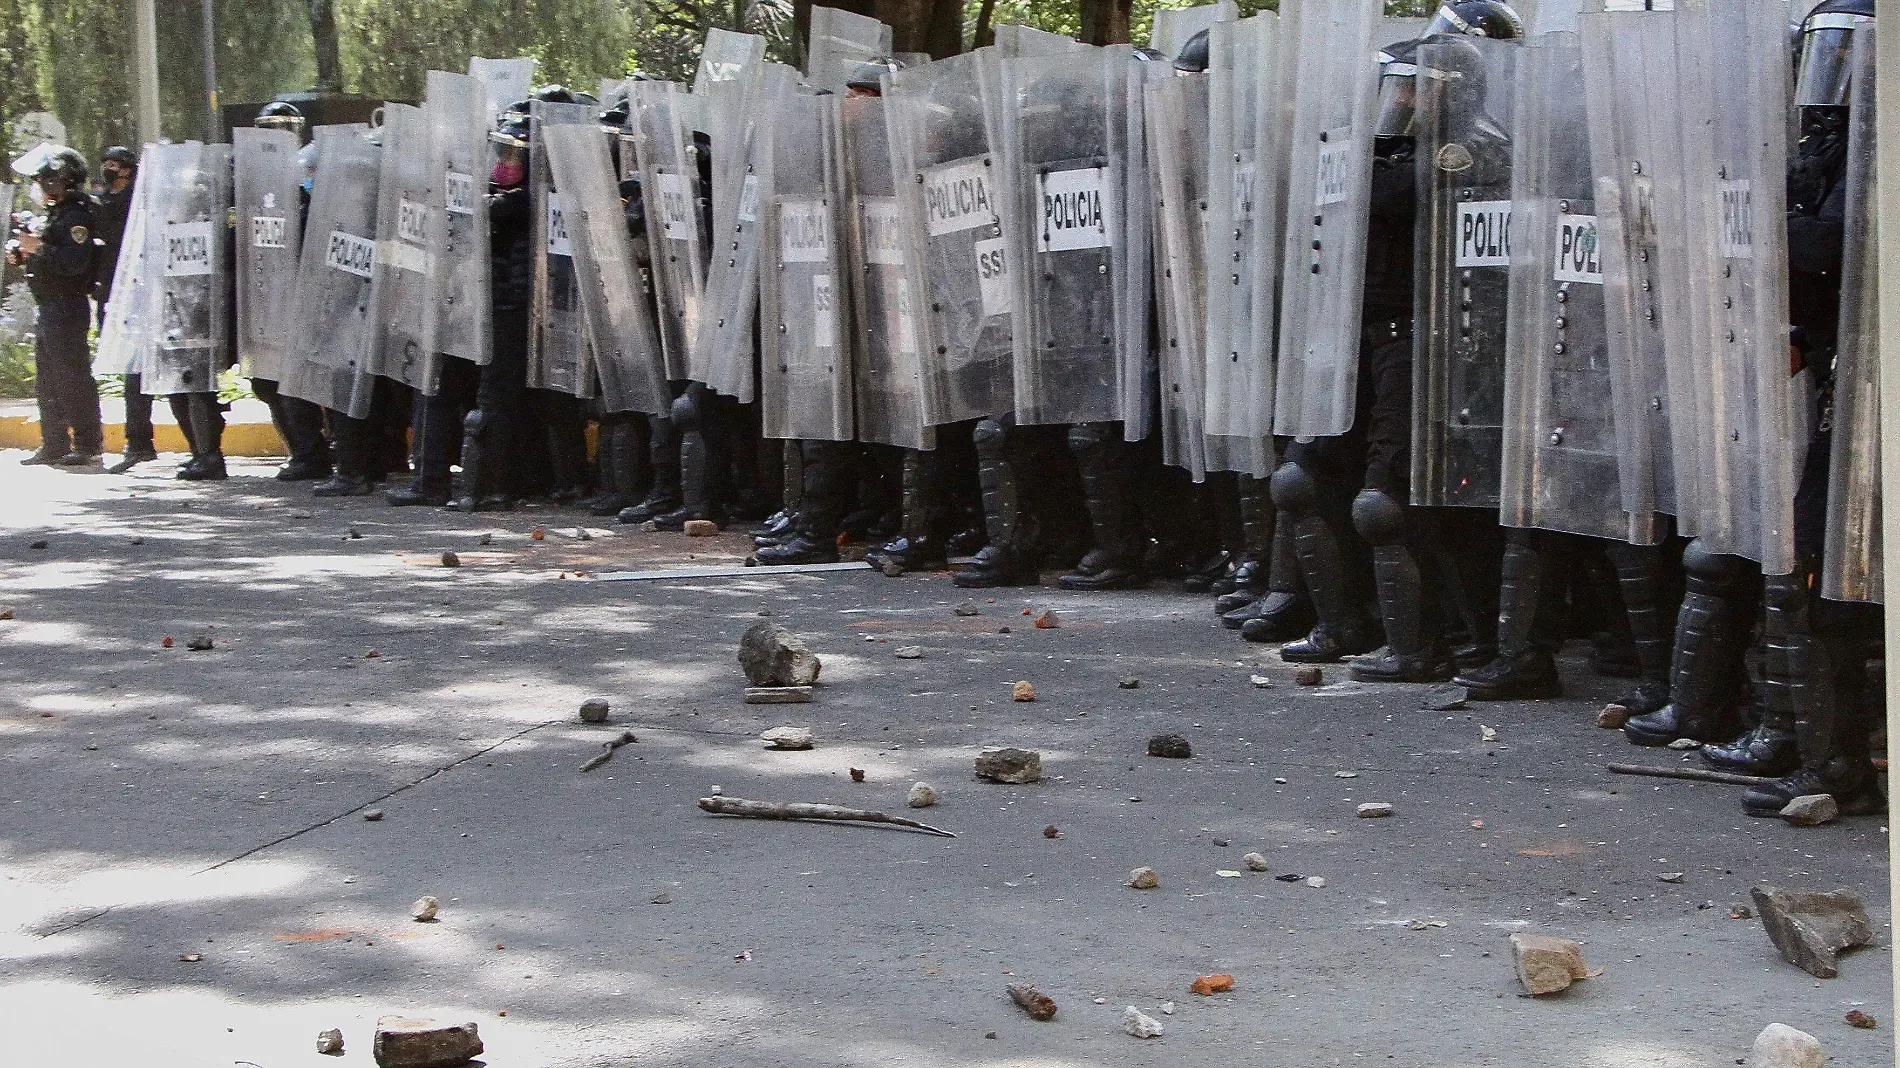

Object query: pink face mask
[492,158,524,188]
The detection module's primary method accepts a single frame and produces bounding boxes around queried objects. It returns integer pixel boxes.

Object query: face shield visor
[1794,13,1872,108]
[489,140,528,189]
[1373,54,1420,139]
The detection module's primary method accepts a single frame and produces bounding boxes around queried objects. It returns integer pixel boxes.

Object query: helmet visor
[1794,16,1868,108]
[1374,62,1419,139]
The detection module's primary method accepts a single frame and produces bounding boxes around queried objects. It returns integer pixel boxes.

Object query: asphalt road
[1,450,1891,1067]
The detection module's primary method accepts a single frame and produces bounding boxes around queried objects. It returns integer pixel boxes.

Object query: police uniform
[26,188,104,462]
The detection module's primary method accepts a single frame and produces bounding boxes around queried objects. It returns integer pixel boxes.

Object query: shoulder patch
[1435,143,1475,173]
[69,225,90,244]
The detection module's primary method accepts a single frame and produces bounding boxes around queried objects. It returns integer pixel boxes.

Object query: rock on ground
[1122,1006,1164,1039]
[1751,886,1876,978]
[316,1028,344,1055]
[1596,705,1631,728]
[410,895,438,922]
[1129,867,1160,890]
[1007,983,1057,1021]
[975,746,1042,783]
[372,1017,483,1068]
[1293,666,1324,686]
[1244,852,1270,872]
[1780,794,1839,827]
[907,782,938,808]
[1011,680,1037,702]
[1509,932,1591,996]
[1749,1023,1826,1068]
[1147,734,1192,759]
[578,698,610,724]
[1357,802,1395,818]
[761,726,815,751]
[738,623,822,687]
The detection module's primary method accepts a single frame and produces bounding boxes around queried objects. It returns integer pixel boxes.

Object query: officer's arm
[38,208,98,279]
[1787,180,1846,277]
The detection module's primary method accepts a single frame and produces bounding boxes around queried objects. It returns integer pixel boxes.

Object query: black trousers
[34,295,101,455]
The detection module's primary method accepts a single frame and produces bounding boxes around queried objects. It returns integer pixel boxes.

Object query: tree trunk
[308,0,341,93]
[1079,0,1132,45]
[970,0,997,50]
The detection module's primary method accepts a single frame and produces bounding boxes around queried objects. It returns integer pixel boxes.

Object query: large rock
[1752,886,1877,978]
[761,726,815,750]
[1780,794,1839,827]
[738,623,822,687]
[1509,932,1591,996]
[1750,1023,1826,1068]
[975,746,1042,784]
[372,1017,483,1068]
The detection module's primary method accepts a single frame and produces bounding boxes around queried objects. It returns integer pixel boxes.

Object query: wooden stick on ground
[1606,762,1775,787]
[698,796,957,837]
[579,731,638,772]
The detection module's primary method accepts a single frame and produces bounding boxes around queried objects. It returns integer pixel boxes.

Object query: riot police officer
[12,146,103,467]
[94,146,159,473]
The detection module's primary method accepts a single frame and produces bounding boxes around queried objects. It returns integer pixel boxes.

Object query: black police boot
[1742,588,1883,817]
[1346,489,1452,683]
[449,409,514,512]
[1060,424,1149,591]
[587,417,648,516]
[175,395,227,481]
[752,510,797,542]
[1605,539,1676,718]
[652,435,720,529]
[1226,522,1316,636]
[619,415,682,524]
[755,533,840,565]
[1624,541,1751,747]
[1270,462,1378,660]
[1704,570,1815,777]
[108,445,159,473]
[21,446,64,466]
[758,442,845,565]
[953,419,1040,588]
[545,421,590,506]
[1456,534,1564,700]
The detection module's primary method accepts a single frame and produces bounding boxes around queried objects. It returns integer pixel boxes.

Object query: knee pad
[462,409,487,437]
[1067,423,1106,454]
[973,418,1007,459]
[1268,461,1318,512]
[1350,488,1407,546]
[669,391,701,433]
[1682,538,1749,593]
[1762,572,1809,619]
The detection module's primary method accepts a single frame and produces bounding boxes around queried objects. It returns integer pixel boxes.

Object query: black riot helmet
[1373,38,1424,139]
[102,145,137,169]
[1174,27,1210,74]
[30,145,88,187]
[599,95,629,133]
[1423,1,1523,40]
[1795,0,1876,109]
[1413,35,1497,138]
[490,99,534,149]
[256,100,307,139]
[845,58,904,97]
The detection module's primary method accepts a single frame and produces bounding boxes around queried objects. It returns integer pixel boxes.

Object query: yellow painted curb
[0,413,288,457]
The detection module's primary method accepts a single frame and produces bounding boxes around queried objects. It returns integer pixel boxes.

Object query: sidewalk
[0,396,286,455]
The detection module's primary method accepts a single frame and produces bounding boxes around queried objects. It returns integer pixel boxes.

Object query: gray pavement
[0,448,1892,1067]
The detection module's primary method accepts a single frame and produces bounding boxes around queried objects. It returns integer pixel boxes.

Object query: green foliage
[0,333,31,398]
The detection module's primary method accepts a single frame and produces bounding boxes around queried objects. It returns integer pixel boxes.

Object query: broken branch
[697,795,957,837]
[1605,762,1774,786]
[579,730,638,772]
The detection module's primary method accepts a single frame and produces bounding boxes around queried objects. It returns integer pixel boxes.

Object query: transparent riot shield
[426,70,493,367]
[1581,4,1689,531]
[1823,26,1880,603]
[1147,74,1211,480]
[1500,33,1650,544]
[1203,14,1291,477]
[140,142,231,396]
[629,80,707,381]
[992,24,1088,58]
[1117,50,1168,446]
[841,94,933,452]
[806,6,893,93]
[1149,1,1237,60]
[233,127,303,382]
[1410,37,1519,509]
[468,56,535,119]
[367,103,440,393]
[94,157,155,378]
[283,124,378,417]
[1271,0,1382,439]
[1000,47,1130,429]
[1673,0,1799,575]
[541,123,670,416]
[759,90,853,441]
[528,100,600,398]
[695,28,767,94]
[886,48,1016,426]
[692,56,791,403]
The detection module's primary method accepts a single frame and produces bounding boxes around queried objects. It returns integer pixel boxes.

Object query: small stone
[441,551,460,568]
[1596,704,1631,729]
[1334,770,1359,779]
[953,602,981,616]
[975,746,1043,783]
[578,698,611,724]
[1244,852,1270,872]
[1479,725,1499,742]
[1845,1009,1877,1029]
[1007,982,1058,1021]
[1249,674,1273,689]
[1122,1006,1164,1039]
[1658,872,1684,883]
[894,646,923,659]
[1293,666,1323,686]
[574,527,592,541]
[1751,886,1877,978]
[1666,737,1701,750]
[531,528,546,540]
[363,809,385,822]
[129,537,143,546]
[478,532,493,546]
[185,635,213,651]
[1043,825,1061,838]
[1119,677,1141,689]
[1780,793,1839,827]
[347,526,363,540]
[0,606,14,621]
[1729,904,1753,920]
[1357,802,1395,818]
[1033,609,1060,629]
[650,892,673,904]
[1275,873,1303,882]
[999,625,1012,634]
[1147,734,1192,759]
[907,782,938,808]
[1423,683,1468,711]
[291,510,313,520]
[744,686,813,704]
[411,896,439,922]
[1190,974,1235,995]
[1509,932,1591,996]
[1749,1023,1826,1068]
[683,519,720,537]
[761,726,815,750]
[316,1028,345,1055]
[161,636,173,648]
[1212,837,1229,848]
[1305,876,1326,888]
[849,767,866,782]
[1159,1001,1175,1015]
[372,1016,484,1068]
[738,622,822,686]
[1215,869,1242,878]
[1011,680,1037,702]
[1129,867,1160,890]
